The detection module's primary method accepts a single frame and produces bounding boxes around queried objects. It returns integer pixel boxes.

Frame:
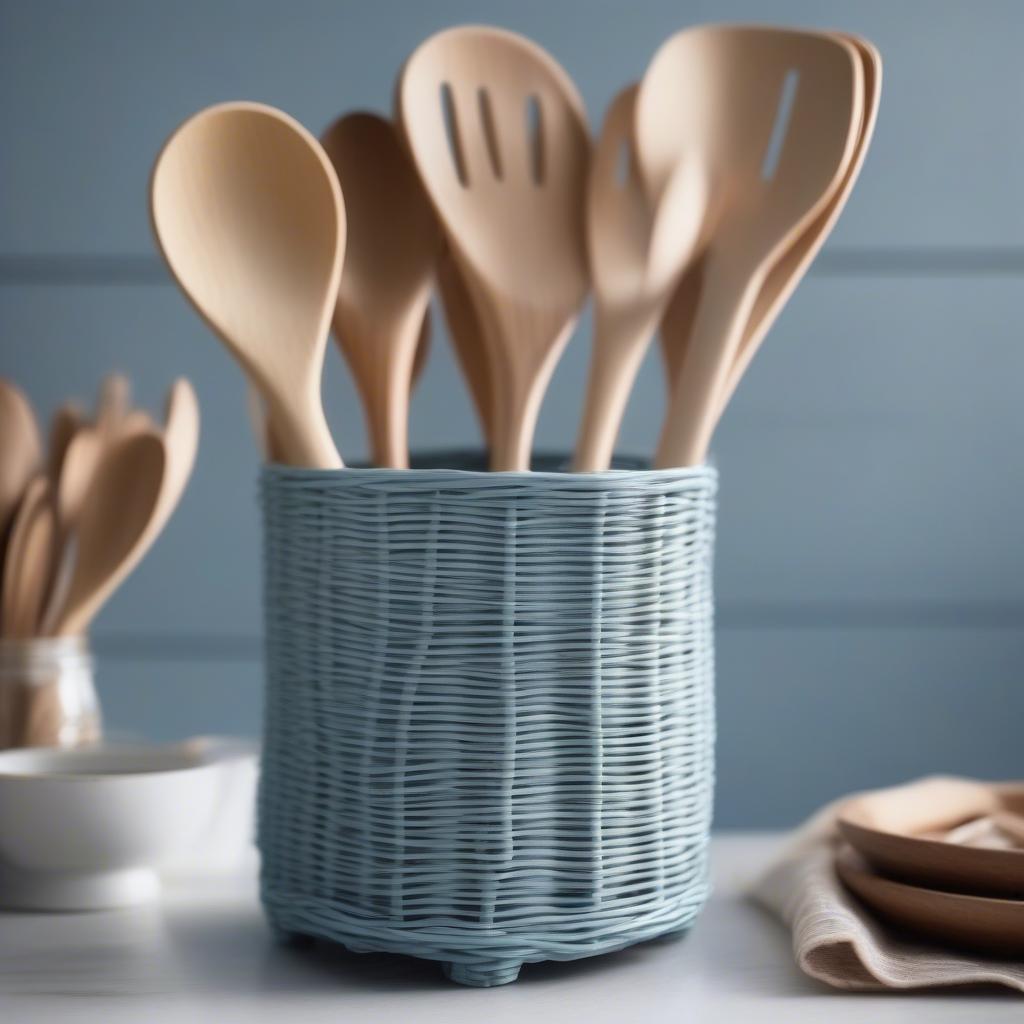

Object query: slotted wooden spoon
[321,112,441,469]
[399,26,590,470]
[660,33,882,421]
[151,102,345,468]
[573,84,705,472]
[636,25,863,467]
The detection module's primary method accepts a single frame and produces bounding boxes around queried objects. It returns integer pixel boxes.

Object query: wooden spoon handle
[655,261,760,468]
[574,308,658,472]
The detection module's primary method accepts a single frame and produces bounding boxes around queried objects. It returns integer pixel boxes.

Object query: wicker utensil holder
[257,454,717,986]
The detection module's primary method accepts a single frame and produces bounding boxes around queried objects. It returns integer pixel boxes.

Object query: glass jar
[0,637,101,749]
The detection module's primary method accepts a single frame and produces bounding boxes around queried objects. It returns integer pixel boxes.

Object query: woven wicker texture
[258,454,717,986]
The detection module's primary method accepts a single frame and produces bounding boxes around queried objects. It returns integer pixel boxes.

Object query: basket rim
[261,450,717,488]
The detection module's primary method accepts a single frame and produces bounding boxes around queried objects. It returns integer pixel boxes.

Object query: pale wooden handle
[655,267,759,468]
[270,389,342,470]
[574,311,656,472]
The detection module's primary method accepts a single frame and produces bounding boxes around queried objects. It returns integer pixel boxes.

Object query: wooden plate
[837,777,1024,898]
[836,844,1024,957]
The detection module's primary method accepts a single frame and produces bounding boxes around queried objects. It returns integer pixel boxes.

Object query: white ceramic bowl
[0,736,256,910]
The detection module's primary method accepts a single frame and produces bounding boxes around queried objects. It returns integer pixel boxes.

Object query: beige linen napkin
[750,783,1024,994]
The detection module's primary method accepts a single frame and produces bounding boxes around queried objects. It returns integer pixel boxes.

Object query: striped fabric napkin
[749,787,1024,994]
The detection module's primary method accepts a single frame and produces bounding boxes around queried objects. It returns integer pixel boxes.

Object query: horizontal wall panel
[92,621,1024,827]
[2,274,1024,638]
[2,0,1024,253]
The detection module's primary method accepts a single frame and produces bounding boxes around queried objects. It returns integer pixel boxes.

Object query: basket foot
[442,959,522,987]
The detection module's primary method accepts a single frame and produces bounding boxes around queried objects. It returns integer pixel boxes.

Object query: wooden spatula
[399,26,590,470]
[0,380,42,579]
[659,33,881,423]
[636,25,863,467]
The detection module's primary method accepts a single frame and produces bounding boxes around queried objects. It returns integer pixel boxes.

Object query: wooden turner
[399,26,590,470]
[635,25,863,467]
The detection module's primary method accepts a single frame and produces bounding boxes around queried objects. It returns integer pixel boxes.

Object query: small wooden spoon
[38,426,103,635]
[56,380,198,635]
[573,85,705,472]
[399,26,590,470]
[46,402,85,482]
[95,373,131,436]
[659,34,882,421]
[1,477,56,638]
[56,432,165,636]
[0,380,42,562]
[321,112,441,469]
[151,102,345,468]
[636,25,863,467]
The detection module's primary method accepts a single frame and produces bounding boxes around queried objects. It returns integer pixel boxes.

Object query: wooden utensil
[836,844,1024,958]
[573,85,705,472]
[659,34,882,419]
[399,26,590,471]
[56,381,197,635]
[1,477,56,638]
[38,426,104,635]
[0,380,42,561]
[150,101,345,468]
[635,25,863,467]
[247,318,430,464]
[437,247,493,448]
[838,777,1024,898]
[56,432,166,636]
[95,374,131,436]
[46,402,85,482]
[321,112,441,469]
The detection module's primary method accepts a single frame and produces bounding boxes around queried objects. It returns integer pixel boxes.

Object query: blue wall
[2,0,1022,825]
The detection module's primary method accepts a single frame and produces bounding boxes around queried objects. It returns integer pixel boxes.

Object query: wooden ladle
[321,112,441,469]
[150,102,345,468]
[399,26,590,471]
[660,33,882,422]
[573,84,705,472]
[636,25,863,467]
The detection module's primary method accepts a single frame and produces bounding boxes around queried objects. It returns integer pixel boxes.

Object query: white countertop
[1,833,1019,1022]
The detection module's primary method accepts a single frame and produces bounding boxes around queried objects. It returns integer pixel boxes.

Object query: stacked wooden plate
[837,777,1024,957]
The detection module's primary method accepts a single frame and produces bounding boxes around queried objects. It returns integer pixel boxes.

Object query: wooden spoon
[573,85,705,472]
[437,247,493,448]
[1,477,56,638]
[636,25,863,467]
[38,426,103,636]
[150,101,345,468]
[321,112,441,469]
[95,373,131,436]
[46,402,85,482]
[399,26,590,471]
[659,33,882,420]
[56,380,198,635]
[0,380,42,564]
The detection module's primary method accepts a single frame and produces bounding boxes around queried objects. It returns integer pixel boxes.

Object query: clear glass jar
[0,637,101,749]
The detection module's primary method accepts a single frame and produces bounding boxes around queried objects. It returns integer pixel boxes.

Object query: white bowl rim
[0,736,257,781]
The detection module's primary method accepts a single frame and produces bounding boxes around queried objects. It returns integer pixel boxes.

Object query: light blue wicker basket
[257,453,717,986]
